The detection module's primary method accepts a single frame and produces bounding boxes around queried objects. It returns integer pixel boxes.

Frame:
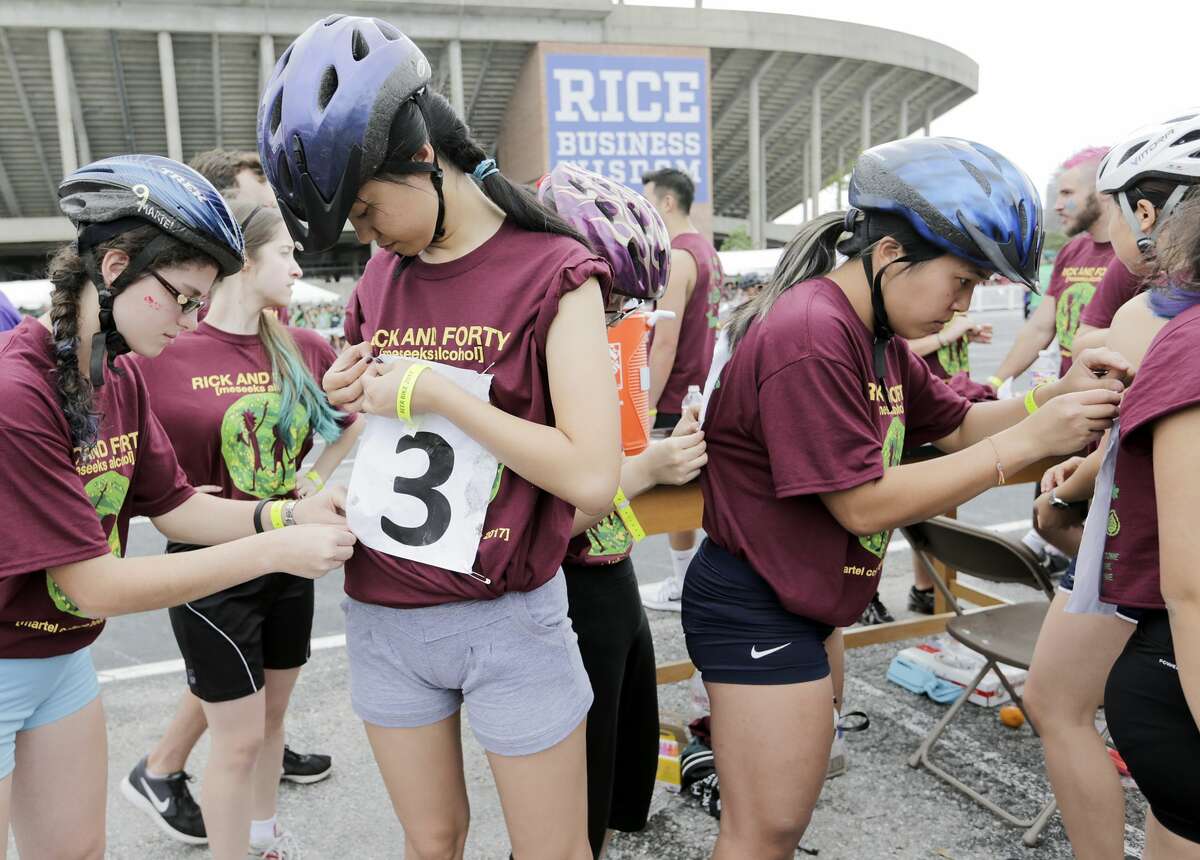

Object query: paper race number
[346,360,498,576]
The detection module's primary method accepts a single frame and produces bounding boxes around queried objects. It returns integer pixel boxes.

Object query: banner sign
[546,53,710,202]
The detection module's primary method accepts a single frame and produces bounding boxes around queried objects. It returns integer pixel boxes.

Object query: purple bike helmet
[258,15,437,252]
[537,163,671,301]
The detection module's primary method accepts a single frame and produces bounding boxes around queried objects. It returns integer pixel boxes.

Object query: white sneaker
[639,574,683,611]
[249,826,301,860]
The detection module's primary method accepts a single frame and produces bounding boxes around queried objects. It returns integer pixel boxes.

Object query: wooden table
[633,454,1060,685]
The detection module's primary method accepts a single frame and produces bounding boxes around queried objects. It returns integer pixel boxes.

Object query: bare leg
[11,697,106,860]
[488,720,591,860]
[668,531,696,553]
[1023,593,1132,860]
[824,629,844,713]
[364,712,470,860]
[252,668,300,822]
[199,690,266,860]
[146,690,207,775]
[1144,809,1200,860]
[707,678,834,860]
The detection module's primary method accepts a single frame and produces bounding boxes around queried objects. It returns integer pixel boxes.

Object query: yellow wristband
[269,500,286,530]
[395,363,429,423]
[612,488,647,543]
[988,376,1004,389]
[1024,381,1049,415]
[304,469,324,490]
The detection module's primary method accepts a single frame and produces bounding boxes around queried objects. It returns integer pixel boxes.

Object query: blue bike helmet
[258,15,436,252]
[848,137,1044,290]
[58,154,244,385]
[843,137,1043,382]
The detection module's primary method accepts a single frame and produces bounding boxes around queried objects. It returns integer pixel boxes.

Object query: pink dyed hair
[1061,146,1110,170]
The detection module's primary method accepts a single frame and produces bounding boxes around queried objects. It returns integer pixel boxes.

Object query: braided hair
[46,225,218,450]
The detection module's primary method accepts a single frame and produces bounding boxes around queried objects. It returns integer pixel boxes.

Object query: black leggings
[564,558,659,859]
[1105,610,1200,844]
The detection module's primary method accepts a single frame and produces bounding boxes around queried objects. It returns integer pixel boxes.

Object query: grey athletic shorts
[344,571,593,757]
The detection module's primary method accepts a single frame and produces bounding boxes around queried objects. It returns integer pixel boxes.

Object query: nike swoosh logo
[750,643,791,659]
[141,777,171,814]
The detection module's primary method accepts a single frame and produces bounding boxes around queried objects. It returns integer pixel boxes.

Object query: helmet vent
[318,66,339,111]
[1171,129,1200,148]
[351,28,370,61]
[276,150,294,196]
[323,14,345,26]
[269,89,284,135]
[377,21,402,41]
[1118,142,1146,167]
[278,46,293,71]
[1017,199,1028,242]
[961,159,991,196]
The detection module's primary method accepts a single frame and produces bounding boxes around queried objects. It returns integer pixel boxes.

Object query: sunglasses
[149,271,207,315]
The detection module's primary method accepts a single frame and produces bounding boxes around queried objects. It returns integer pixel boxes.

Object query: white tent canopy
[717,249,782,279]
[289,280,340,306]
[0,279,52,312]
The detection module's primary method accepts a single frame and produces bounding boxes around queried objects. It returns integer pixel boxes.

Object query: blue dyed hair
[229,201,344,446]
[1148,283,1200,319]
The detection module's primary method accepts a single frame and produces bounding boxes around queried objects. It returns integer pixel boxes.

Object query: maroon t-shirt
[343,222,613,607]
[1100,304,1200,609]
[656,232,722,413]
[0,318,194,658]
[1079,260,1144,330]
[1046,235,1115,375]
[134,323,350,501]
[700,278,971,627]
[921,329,996,403]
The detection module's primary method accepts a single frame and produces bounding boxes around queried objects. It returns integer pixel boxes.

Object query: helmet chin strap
[861,250,915,386]
[1120,186,1188,253]
[80,230,174,388]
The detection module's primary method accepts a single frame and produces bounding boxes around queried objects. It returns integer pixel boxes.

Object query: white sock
[250,817,277,846]
[670,546,697,581]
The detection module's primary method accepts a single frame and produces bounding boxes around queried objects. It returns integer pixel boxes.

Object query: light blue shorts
[0,648,100,779]
[344,571,593,757]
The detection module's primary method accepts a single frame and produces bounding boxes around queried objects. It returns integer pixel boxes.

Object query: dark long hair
[47,226,217,451]
[377,90,589,248]
[724,210,940,351]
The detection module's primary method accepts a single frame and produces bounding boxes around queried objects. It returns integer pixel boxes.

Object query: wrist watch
[1048,490,1072,510]
[283,500,298,526]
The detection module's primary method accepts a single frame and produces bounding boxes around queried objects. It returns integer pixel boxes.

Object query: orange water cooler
[608,313,652,456]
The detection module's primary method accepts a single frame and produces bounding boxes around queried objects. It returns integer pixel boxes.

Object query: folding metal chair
[900,516,1059,847]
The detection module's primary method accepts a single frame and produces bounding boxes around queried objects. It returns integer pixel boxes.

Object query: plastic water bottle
[1027,347,1059,391]
[681,384,703,420]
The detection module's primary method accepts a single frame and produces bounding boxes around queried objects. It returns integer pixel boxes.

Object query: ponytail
[1147,189,1200,319]
[257,312,345,445]
[378,91,591,250]
[225,200,345,446]
[47,248,98,451]
[725,212,846,351]
[725,207,943,352]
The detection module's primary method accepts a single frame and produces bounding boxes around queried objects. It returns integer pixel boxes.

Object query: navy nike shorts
[681,539,834,685]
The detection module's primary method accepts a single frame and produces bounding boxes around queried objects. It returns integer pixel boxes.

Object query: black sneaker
[120,756,206,845]
[281,745,332,784]
[859,594,895,626]
[907,585,936,615]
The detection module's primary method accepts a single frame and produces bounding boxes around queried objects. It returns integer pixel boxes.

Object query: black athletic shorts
[166,542,314,703]
[564,557,659,859]
[654,411,682,432]
[1105,609,1200,844]
[681,539,834,685]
